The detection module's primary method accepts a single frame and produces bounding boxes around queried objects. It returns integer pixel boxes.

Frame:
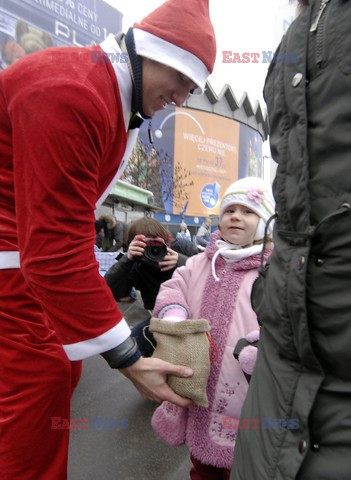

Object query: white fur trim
[100,34,131,131]
[0,251,20,269]
[63,318,131,360]
[96,35,139,208]
[133,28,210,95]
[96,128,139,208]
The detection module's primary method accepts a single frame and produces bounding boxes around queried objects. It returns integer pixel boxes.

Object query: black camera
[144,237,167,262]
[139,237,168,269]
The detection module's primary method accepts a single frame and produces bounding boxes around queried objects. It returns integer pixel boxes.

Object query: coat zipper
[310,0,331,66]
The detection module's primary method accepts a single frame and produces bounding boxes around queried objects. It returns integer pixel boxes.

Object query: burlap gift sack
[150,318,211,407]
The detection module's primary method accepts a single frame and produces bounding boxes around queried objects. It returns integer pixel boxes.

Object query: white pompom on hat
[133,0,216,95]
[219,177,275,241]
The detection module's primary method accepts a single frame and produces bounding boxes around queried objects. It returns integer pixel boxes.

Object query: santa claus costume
[0,1,216,478]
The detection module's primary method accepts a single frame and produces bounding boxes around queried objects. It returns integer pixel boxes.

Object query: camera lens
[143,237,167,263]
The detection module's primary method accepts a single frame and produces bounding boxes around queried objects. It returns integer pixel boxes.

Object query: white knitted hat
[219,177,275,241]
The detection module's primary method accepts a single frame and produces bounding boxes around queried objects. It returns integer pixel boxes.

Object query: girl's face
[219,204,260,246]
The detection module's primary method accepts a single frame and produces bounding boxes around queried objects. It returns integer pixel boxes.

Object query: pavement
[68,297,191,480]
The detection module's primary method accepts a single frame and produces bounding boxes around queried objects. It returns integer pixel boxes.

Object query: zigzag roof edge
[200,81,269,139]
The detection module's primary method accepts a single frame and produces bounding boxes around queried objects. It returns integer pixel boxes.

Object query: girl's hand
[127,234,147,261]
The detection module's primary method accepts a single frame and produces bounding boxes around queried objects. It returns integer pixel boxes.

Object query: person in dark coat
[95,214,128,252]
[195,217,212,247]
[231,1,351,479]
[105,217,199,356]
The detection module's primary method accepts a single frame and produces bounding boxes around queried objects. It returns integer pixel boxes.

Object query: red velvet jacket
[0,43,132,359]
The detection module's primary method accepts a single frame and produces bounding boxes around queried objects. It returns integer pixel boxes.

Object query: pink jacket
[152,234,271,469]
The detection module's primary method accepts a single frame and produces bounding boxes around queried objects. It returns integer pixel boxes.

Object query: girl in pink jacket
[151,176,275,479]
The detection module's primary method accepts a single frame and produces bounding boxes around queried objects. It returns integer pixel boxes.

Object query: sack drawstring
[206,332,219,363]
[142,324,157,350]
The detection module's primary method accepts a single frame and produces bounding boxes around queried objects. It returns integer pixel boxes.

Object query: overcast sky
[105,0,297,110]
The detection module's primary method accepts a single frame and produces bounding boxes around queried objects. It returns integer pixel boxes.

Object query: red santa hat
[133,0,216,95]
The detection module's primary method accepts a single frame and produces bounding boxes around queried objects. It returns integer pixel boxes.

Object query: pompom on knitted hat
[219,177,275,241]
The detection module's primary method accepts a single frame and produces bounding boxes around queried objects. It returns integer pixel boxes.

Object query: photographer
[105,217,199,355]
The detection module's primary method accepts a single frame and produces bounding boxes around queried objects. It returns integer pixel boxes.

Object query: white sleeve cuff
[62,318,131,361]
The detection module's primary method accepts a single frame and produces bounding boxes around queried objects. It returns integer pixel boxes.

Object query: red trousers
[190,455,231,480]
[0,269,82,479]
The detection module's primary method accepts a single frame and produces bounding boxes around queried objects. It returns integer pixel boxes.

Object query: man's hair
[127,217,172,245]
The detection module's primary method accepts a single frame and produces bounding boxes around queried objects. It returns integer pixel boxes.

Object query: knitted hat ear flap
[254,218,266,241]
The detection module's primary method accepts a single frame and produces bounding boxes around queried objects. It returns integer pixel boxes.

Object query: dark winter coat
[95,214,127,252]
[104,237,199,310]
[232,1,351,479]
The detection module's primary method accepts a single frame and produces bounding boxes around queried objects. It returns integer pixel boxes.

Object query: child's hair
[127,217,172,246]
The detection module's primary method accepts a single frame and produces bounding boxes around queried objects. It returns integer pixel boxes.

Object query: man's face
[142,58,197,117]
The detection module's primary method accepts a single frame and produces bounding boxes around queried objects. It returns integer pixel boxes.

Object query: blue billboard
[0,0,122,69]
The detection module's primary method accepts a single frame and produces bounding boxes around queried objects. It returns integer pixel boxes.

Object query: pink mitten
[151,401,188,446]
[237,329,260,376]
